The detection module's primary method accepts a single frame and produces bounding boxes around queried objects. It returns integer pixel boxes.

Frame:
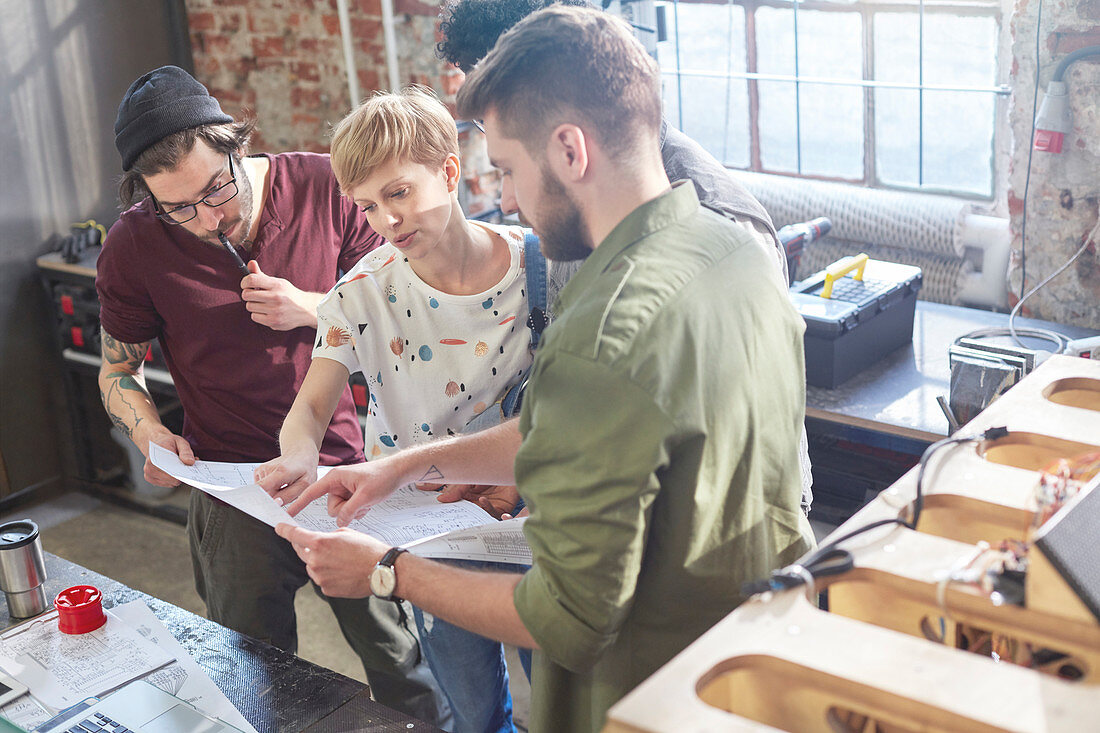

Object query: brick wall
[184,0,501,216]
[185,0,450,152]
[1008,0,1100,327]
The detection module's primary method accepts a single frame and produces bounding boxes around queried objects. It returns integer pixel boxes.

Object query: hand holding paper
[276,524,382,599]
[149,443,301,529]
[149,444,531,565]
[253,447,319,506]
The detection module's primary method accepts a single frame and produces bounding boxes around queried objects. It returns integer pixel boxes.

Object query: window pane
[657,1,749,168]
[874,12,920,84]
[756,7,795,76]
[922,90,994,196]
[924,15,998,87]
[800,83,863,178]
[874,12,996,194]
[758,7,863,176]
[676,75,751,169]
[722,77,750,168]
[796,10,862,80]
[661,73,682,129]
[679,77,733,161]
[875,88,920,187]
[677,1,742,73]
[796,10,863,177]
[758,81,799,173]
[757,8,796,172]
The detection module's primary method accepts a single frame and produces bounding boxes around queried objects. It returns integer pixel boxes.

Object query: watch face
[370,564,398,599]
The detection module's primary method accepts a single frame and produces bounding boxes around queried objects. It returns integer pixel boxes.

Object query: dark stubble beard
[202,153,254,249]
[524,164,591,263]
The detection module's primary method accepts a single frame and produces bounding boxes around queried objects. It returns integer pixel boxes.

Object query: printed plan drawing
[150,444,531,565]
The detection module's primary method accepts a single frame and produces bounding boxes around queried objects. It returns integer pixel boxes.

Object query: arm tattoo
[418,465,445,482]
[101,374,149,440]
[100,330,154,440]
[102,330,150,368]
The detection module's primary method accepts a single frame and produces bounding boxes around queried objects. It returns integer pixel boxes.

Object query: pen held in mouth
[218,232,251,280]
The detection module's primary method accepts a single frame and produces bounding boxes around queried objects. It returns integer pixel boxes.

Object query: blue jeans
[412,560,529,733]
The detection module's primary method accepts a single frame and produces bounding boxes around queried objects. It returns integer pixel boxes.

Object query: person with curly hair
[438,0,589,74]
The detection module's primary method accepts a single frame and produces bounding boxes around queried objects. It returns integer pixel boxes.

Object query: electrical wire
[1008,218,1099,346]
[1052,44,1100,82]
[958,218,1099,354]
[959,324,1069,355]
[742,427,1010,598]
[1020,0,1044,301]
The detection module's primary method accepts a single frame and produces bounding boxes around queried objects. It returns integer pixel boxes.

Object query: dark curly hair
[437,0,590,73]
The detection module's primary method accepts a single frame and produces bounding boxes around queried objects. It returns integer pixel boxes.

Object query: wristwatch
[369,547,408,601]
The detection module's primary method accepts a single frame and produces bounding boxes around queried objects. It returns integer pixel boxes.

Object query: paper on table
[149,444,531,564]
[0,608,173,711]
[0,693,50,729]
[112,600,256,733]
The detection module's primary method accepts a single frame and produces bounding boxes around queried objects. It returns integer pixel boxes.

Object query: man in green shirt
[277,6,815,731]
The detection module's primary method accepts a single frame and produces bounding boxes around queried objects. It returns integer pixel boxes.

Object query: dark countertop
[806,301,1099,442]
[3,553,440,733]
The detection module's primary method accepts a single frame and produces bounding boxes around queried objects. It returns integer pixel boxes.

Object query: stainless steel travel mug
[0,520,48,618]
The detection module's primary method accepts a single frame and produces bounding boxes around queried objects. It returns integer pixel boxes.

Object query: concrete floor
[0,488,531,731]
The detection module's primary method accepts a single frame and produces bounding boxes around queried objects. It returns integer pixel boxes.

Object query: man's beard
[205,154,255,248]
[522,165,590,262]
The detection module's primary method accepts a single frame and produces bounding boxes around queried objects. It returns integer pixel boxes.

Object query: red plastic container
[55,585,107,634]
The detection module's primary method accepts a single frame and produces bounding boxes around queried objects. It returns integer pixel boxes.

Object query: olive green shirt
[513,182,815,732]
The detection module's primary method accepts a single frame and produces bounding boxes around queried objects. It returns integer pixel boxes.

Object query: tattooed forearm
[104,370,152,398]
[99,330,158,444]
[101,330,149,367]
[418,465,445,482]
[102,373,149,440]
[107,410,139,440]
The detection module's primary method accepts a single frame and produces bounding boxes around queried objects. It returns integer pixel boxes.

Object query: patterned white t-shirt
[314,222,533,458]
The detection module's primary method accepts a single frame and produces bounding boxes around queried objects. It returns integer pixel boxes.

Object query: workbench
[0,553,440,733]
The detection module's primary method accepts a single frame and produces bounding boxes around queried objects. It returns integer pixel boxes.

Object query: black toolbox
[791,255,923,388]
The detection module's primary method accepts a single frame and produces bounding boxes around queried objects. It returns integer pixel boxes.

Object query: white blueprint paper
[112,601,256,732]
[149,444,530,564]
[0,608,173,711]
[405,517,532,565]
[0,693,51,729]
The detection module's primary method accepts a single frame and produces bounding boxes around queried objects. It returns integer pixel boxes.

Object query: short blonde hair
[330,85,459,193]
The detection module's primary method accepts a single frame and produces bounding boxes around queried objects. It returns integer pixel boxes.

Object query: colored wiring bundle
[742,426,1011,598]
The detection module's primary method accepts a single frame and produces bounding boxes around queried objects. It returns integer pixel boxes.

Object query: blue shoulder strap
[523,231,548,349]
[492,232,548,420]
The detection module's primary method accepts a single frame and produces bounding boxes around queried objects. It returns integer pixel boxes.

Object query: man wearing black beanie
[96,65,447,726]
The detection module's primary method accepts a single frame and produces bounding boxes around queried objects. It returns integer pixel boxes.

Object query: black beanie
[114,65,233,171]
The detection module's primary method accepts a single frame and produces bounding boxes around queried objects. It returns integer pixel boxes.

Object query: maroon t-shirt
[97,152,379,465]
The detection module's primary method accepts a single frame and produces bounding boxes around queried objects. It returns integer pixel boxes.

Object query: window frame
[659,0,1011,200]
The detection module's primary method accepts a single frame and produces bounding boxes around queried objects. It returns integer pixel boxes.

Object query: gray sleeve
[546,259,583,318]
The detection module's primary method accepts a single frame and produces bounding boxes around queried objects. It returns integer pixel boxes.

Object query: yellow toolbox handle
[71,219,108,243]
[820,253,869,299]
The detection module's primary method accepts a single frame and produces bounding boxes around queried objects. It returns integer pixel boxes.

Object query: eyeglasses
[153,154,239,225]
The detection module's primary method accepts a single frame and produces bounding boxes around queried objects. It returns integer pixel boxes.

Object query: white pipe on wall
[336,0,360,108]
[380,0,400,91]
[956,214,1011,310]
